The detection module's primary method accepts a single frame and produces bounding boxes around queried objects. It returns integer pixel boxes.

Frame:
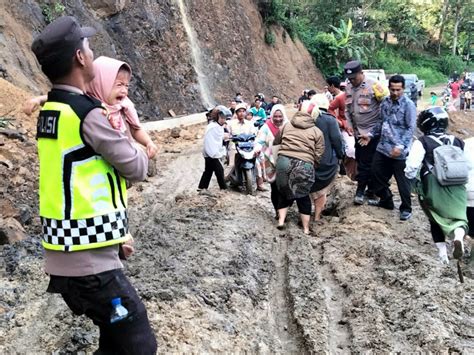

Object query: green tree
[437,0,450,55]
[257,0,471,79]
[311,19,373,75]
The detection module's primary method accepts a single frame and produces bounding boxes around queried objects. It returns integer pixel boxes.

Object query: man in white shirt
[226,103,256,179]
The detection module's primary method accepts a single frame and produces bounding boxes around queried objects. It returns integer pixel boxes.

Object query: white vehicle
[401,74,425,97]
[363,69,388,88]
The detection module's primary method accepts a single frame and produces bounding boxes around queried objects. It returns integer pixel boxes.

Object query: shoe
[367,198,379,206]
[365,191,378,205]
[373,199,394,210]
[198,189,213,196]
[400,211,412,221]
[354,193,365,205]
[276,223,286,230]
[436,242,448,264]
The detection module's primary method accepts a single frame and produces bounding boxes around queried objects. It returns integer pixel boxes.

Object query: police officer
[31,16,157,354]
[344,60,388,205]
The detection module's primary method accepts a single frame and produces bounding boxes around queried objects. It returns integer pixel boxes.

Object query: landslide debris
[0,77,473,353]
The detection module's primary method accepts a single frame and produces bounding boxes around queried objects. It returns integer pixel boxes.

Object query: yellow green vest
[37,89,130,252]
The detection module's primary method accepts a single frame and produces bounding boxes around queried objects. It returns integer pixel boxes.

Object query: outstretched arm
[23,95,47,115]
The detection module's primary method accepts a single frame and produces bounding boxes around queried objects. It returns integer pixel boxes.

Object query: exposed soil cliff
[0,0,324,119]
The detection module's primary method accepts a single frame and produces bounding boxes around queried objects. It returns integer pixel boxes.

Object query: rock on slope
[0,0,324,119]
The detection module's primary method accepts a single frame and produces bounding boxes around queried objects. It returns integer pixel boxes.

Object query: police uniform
[32,16,157,354]
[38,89,130,252]
[344,61,388,201]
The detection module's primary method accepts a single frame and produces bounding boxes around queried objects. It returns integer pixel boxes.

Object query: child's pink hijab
[86,56,141,131]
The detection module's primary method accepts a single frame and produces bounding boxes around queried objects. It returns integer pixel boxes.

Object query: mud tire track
[268,235,308,353]
[319,240,352,353]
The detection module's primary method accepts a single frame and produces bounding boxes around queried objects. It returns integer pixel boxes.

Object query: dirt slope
[0,0,324,119]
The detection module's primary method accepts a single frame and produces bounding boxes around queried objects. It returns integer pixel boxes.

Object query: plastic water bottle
[110,297,128,323]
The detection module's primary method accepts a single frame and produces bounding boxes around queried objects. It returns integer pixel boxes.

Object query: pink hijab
[86,56,141,132]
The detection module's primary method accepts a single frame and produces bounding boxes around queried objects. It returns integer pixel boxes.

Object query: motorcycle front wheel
[244,169,254,195]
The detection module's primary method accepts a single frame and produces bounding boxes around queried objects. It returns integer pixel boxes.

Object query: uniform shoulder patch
[99,106,110,121]
[373,83,388,101]
[37,110,60,139]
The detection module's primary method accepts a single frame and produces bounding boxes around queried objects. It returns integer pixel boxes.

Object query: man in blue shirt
[370,75,417,220]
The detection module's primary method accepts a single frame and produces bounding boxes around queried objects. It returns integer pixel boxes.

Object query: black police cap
[344,60,362,78]
[32,16,96,65]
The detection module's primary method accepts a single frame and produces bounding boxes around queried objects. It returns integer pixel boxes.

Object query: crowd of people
[25,15,472,354]
[431,72,473,112]
[200,60,473,268]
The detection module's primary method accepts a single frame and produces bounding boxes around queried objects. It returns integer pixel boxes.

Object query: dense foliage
[257,0,474,83]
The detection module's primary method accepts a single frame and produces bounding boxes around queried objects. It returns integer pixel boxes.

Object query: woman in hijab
[274,101,325,234]
[254,104,288,217]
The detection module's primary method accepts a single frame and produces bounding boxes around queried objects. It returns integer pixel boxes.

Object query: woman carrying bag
[254,104,288,218]
[274,101,325,234]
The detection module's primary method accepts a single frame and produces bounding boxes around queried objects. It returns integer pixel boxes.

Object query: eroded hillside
[0,0,324,119]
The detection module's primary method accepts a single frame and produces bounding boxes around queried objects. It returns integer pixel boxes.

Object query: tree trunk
[452,0,462,55]
[437,0,450,55]
[383,31,388,45]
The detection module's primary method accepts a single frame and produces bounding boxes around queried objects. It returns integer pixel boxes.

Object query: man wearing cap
[344,60,388,205]
[32,16,157,353]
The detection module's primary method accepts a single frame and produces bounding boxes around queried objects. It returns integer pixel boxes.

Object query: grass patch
[369,46,449,86]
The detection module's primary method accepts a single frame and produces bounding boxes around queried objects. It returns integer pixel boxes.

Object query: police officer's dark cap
[32,16,96,65]
[344,60,362,79]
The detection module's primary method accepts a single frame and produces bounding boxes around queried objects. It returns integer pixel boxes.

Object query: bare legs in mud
[277,207,311,235]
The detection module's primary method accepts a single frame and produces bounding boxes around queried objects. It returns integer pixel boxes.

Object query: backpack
[427,136,468,186]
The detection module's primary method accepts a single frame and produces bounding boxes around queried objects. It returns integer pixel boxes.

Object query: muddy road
[1,136,473,353]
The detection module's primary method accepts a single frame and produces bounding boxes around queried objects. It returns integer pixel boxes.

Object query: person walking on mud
[344,60,388,205]
[198,106,230,192]
[465,90,472,111]
[274,100,325,234]
[309,94,344,222]
[464,137,474,258]
[31,16,157,353]
[371,75,416,221]
[253,104,289,218]
[405,107,469,264]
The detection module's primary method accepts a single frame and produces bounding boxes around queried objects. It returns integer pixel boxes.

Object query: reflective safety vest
[37,89,130,252]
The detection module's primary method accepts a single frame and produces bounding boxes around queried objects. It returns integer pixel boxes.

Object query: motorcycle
[228,133,256,195]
